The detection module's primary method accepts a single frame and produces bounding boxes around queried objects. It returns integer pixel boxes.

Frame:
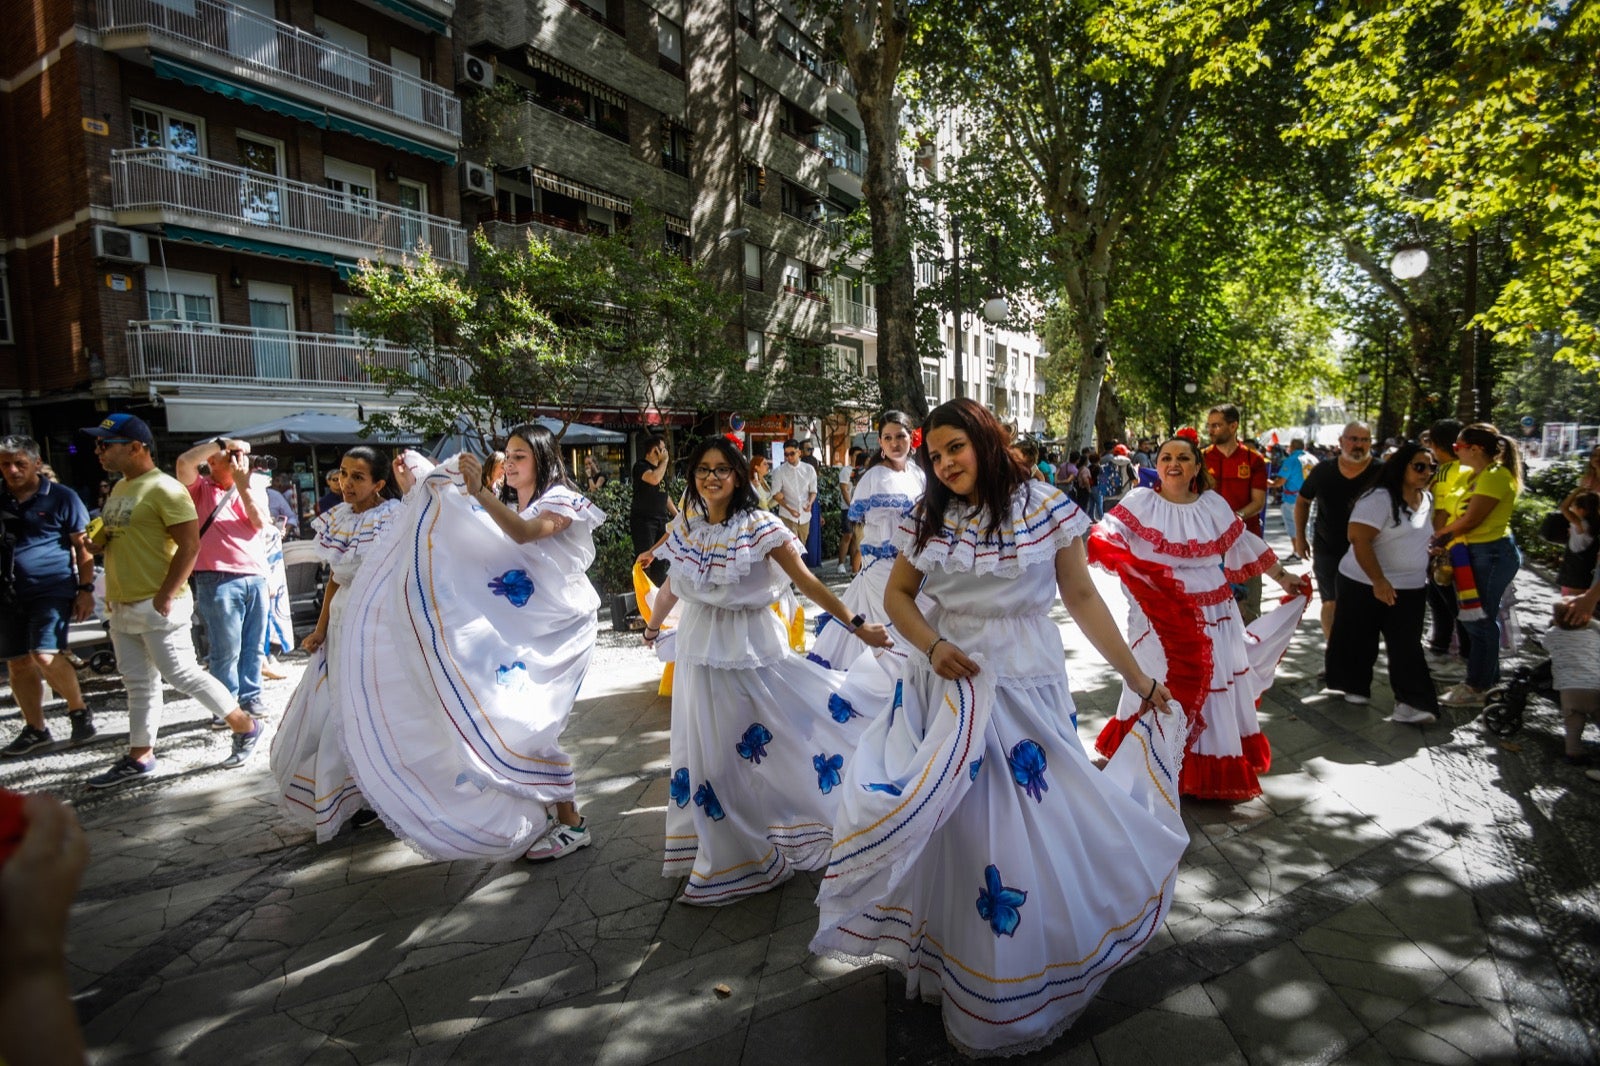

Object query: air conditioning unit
[94,226,150,264]
[459,53,495,90]
[459,161,494,198]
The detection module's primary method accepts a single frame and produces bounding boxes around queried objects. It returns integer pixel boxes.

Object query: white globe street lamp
[1390,244,1429,280]
[981,295,1009,323]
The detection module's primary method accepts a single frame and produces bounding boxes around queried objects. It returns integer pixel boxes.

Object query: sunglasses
[1410,461,1438,474]
[93,439,133,450]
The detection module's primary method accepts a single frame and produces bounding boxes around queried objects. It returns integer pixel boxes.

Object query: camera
[250,454,278,472]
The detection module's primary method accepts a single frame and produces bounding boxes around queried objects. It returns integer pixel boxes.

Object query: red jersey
[1203,443,1268,537]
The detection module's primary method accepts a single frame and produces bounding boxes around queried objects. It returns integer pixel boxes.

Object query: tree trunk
[839,2,925,418]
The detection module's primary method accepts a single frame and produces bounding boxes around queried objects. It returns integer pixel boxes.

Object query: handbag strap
[198,486,238,540]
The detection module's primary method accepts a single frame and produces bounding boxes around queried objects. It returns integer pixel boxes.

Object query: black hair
[1427,418,1463,450]
[682,437,759,520]
[1365,441,1429,526]
[1155,435,1214,495]
[863,409,916,473]
[1208,403,1241,425]
[342,445,396,499]
[912,398,1030,552]
[504,422,574,503]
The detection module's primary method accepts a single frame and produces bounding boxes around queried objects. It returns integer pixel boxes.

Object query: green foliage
[1510,493,1562,568]
[817,474,846,561]
[1522,459,1586,503]
[585,476,640,597]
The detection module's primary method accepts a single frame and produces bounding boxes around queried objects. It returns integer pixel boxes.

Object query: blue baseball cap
[81,412,156,448]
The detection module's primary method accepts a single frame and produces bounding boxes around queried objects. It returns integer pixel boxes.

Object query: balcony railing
[822,60,857,97]
[483,216,584,248]
[124,320,464,388]
[831,299,877,334]
[98,0,460,141]
[814,128,864,177]
[112,148,468,264]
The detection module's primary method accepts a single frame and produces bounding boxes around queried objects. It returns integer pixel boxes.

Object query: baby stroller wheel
[1481,691,1522,738]
[90,650,118,675]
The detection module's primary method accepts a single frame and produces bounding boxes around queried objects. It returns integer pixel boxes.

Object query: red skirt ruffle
[1097,721,1271,802]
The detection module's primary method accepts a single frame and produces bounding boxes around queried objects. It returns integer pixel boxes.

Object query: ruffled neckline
[660,507,797,588]
[891,480,1087,576]
[1104,488,1243,558]
[311,498,402,561]
[517,484,606,529]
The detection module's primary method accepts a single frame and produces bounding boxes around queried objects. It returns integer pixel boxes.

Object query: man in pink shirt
[176,436,271,721]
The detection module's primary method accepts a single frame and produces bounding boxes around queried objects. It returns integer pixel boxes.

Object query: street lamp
[1356,371,1372,423]
[1390,243,1429,280]
[948,213,1009,402]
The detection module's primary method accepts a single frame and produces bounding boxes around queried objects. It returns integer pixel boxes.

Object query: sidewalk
[2,559,1597,1064]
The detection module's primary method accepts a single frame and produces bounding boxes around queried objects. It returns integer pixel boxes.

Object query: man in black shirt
[1293,422,1374,640]
[630,435,675,586]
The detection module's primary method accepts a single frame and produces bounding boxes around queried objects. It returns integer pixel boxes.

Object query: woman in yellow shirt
[1432,423,1523,705]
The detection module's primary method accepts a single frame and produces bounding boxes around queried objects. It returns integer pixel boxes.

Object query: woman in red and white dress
[1090,432,1310,801]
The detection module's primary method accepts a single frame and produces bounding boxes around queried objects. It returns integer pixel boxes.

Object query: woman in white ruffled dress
[270,445,405,840]
[644,436,891,906]
[807,410,925,676]
[1089,432,1309,801]
[812,399,1194,1058]
[333,423,605,862]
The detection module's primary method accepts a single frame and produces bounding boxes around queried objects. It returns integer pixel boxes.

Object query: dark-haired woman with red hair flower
[1089,432,1310,801]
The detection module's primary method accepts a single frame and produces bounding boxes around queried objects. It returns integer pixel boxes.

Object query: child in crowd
[1540,598,1600,781]
[1557,491,1599,595]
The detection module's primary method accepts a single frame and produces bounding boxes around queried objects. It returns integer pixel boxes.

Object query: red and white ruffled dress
[1089,487,1308,801]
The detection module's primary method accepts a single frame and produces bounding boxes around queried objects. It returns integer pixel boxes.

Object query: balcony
[112,148,468,266]
[97,0,460,160]
[814,127,864,197]
[124,320,464,390]
[822,60,856,98]
[829,299,877,338]
[483,216,585,250]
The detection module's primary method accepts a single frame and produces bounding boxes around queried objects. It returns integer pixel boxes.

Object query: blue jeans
[193,571,268,704]
[1280,494,1300,544]
[1461,537,1520,690]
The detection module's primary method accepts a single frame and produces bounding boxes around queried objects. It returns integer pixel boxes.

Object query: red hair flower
[1176,427,1200,445]
[911,427,923,450]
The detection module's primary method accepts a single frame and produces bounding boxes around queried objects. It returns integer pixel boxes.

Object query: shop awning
[162,225,337,268]
[366,0,450,34]
[524,166,631,215]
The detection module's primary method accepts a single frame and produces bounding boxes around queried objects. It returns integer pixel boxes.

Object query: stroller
[1481,657,1556,737]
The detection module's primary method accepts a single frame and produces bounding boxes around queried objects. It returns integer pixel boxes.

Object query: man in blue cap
[80,413,261,788]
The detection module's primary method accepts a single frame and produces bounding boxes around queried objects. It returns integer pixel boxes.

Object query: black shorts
[1313,547,1346,600]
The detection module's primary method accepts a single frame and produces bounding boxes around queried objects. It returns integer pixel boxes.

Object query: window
[736,0,756,35]
[662,123,690,177]
[570,0,622,31]
[922,364,940,404]
[745,329,765,370]
[332,295,365,338]
[131,102,203,164]
[743,162,763,206]
[743,242,763,290]
[324,158,375,216]
[780,256,803,292]
[829,344,861,375]
[314,17,369,86]
[237,133,284,224]
[397,179,428,250]
[657,16,683,76]
[739,72,757,118]
[145,268,217,325]
[0,264,11,345]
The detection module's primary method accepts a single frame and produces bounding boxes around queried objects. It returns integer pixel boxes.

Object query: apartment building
[0,0,464,481]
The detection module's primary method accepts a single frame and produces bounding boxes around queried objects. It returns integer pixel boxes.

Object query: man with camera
[0,434,96,756]
[176,435,273,722]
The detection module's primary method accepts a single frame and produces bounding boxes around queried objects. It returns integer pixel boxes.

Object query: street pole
[951,211,963,400]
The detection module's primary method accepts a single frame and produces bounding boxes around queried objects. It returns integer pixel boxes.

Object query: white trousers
[108,596,236,748]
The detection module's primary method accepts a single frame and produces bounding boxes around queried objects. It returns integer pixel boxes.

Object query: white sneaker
[1390,702,1438,725]
[1344,693,1371,705]
[1439,683,1485,707]
[525,819,591,862]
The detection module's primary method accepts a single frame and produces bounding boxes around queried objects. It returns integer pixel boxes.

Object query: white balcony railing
[112,148,468,264]
[814,127,864,177]
[822,59,856,97]
[98,0,460,141]
[831,299,877,334]
[125,320,464,388]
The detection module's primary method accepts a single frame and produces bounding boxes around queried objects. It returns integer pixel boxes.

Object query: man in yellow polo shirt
[80,413,262,788]
[1425,419,1469,668]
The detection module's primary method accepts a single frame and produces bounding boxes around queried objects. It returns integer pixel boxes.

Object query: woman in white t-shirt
[1324,443,1440,724]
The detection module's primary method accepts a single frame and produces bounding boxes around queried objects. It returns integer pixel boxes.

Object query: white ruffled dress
[807,462,926,677]
[337,462,605,861]
[1089,488,1308,801]
[660,507,877,905]
[270,497,403,841]
[811,481,1193,1057]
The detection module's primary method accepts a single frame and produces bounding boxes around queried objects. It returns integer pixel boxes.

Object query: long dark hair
[1458,422,1523,484]
[343,445,396,500]
[503,422,573,504]
[682,436,758,520]
[862,408,915,473]
[912,398,1029,552]
[1364,441,1428,526]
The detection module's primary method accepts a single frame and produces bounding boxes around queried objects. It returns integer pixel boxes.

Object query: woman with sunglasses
[1323,443,1441,724]
[1432,423,1524,706]
[643,437,890,905]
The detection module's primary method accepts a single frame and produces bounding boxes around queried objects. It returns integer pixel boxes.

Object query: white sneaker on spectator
[1344,693,1371,705]
[1389,703,1437,725]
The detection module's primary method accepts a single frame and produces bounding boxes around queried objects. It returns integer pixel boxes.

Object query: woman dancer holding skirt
[645,436,890,905]
[813,400,1194,1057]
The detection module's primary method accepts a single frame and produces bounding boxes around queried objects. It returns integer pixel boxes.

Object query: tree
[350,225,870,446]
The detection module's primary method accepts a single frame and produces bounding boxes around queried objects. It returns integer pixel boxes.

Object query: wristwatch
[77,582,94,592]
[850,614,866,630]
[212,436,228,449]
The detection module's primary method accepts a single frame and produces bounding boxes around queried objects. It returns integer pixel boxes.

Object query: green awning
[367,0,450,34]
[163,225,337,268]
[151,56,457,165]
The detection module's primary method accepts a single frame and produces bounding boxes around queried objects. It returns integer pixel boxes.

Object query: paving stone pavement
[3,546,1598,1064]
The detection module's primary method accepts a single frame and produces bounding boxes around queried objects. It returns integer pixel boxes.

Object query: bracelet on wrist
[926,636,947,658]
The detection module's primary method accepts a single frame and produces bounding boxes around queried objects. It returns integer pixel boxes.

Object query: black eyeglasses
[1410,461,1438,474]
[93,439,133,450]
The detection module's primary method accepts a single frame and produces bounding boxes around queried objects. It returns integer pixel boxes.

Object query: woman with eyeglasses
[1323,443,1441,724]
[642,436,891,905]
[806,410,924,675]
[1431,423,1524,706]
